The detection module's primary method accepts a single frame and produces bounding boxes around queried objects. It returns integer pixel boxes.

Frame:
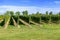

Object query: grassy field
[0,24,60,40]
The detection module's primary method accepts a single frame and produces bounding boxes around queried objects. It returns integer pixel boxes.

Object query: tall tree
[10,11,14,17]
[10,11,17,27]
[49,11,52,15]
[49,11,53,23]
[22,10,28,16]
[4,11,10,29]
[15,11,20,28]
[46,11,48,15]
[36,12,41,23]
[4,11,10,15]
[45,11,49,23]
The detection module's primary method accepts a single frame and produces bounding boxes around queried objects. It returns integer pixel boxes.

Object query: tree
[10,11,14,17]
[4,11,10,16]
[15,11,20,28]
[22,10,28,16]
[4,11,10,29]
[49,11,53,15]
[10,11,18,27]
[36,12,41,23]
[57,12,60,23]
[46,11,48,15]
[45,11,49,23]
[49,11,53,23]
[36,12,40,14]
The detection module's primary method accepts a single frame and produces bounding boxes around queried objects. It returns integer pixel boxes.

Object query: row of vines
[0,11,60,28]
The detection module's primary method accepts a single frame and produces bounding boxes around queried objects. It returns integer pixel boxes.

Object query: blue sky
[0,0,60,14]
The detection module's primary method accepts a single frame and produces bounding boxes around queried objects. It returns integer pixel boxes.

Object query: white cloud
[54,1,60,4]
[0,5,60,14]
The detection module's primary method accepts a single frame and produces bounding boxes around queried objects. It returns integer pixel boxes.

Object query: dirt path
[30,21,40,27]
[19,19,32,28]
[12,17,20,28]
[4,18,10,29]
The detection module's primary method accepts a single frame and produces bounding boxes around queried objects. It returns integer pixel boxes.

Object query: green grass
[0,24,60,40]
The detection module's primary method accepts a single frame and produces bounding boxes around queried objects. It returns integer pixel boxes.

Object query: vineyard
[0,11,60,28]
[0,11,60,40]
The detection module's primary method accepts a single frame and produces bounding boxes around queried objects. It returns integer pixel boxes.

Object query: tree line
[0,10,60,28]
